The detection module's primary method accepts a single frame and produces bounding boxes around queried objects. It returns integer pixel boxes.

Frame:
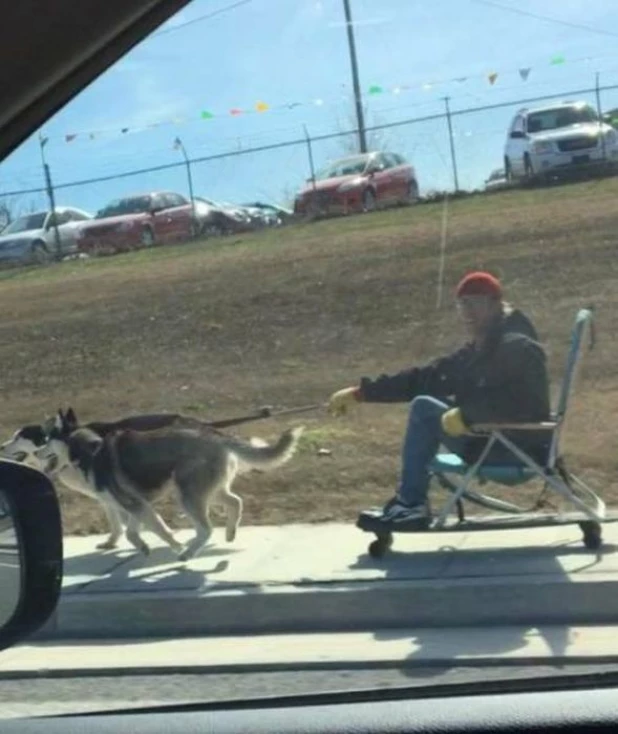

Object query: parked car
[194,197,254,235]
[0,206,92,266]
[293,151,418,217]
[504,101,618,182]
[77,191,201,255]
[484,167,509,192]
[241,201,295,225]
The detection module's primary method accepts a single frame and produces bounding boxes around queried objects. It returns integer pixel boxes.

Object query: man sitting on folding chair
[328,271,551,531]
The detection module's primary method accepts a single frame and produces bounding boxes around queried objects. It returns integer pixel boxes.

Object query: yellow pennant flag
[255,101,269,113]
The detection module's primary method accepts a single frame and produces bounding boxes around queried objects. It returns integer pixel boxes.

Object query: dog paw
[177,546,194,562]
[96,539,119,550]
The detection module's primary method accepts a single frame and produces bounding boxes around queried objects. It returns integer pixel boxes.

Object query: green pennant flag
[368,84,383,94]
[201,110,214,119]
[550,55,565,65]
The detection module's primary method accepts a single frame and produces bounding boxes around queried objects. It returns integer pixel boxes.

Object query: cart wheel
[580,521,603,551]
[368,533,393,559]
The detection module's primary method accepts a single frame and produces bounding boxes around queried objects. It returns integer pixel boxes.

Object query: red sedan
[294,151,419,218]
[77,191,198,256]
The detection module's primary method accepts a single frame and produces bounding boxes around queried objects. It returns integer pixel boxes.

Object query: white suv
[504,101,618,182]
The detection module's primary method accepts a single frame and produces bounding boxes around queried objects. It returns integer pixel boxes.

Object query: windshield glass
[527,105,599,133]
[2,0,618,712]
[3,212,46,233]
[96,196,152,218]
[316,155,370,179]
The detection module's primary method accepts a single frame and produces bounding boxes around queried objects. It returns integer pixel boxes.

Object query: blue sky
[2,0,618,215]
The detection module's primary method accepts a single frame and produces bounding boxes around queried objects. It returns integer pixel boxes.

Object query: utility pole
[342,0,367,153]
[38,133,62,260]
[174,137,197,236]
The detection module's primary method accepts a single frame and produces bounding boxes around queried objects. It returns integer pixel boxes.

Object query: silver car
[0,206,93,265]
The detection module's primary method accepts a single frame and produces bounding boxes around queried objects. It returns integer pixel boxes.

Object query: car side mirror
[510,131,526,139]
[0,461,62,652]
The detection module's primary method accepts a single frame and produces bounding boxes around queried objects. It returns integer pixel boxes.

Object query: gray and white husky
[0,408,223,549]
[35,410,303,560]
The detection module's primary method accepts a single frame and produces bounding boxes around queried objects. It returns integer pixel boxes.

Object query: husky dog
[36,414,303,561]
[0,408,223,549]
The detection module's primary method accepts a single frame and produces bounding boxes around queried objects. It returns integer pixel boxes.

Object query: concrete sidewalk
[39,522,618,639]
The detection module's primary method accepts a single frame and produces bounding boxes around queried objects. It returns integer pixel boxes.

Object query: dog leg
[96,497,124,550]
[177,496,213,562]
[132,502,185,556]
[220,458,243,543]
[126,516,150,556]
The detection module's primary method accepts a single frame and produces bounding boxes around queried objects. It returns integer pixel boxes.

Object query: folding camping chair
[359,307,615,558]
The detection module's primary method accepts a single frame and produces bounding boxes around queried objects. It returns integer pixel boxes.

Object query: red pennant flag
[229,108,243,116]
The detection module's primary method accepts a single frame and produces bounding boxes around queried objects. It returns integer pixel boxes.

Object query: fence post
[443,97,460,193]
[595,71,607,163]
[303,125,318,214]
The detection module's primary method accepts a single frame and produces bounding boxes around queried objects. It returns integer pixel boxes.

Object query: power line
[469,0,618,40]
[151,0,252,37]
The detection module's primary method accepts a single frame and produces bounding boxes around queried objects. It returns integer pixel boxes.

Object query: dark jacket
[358,308,551,463]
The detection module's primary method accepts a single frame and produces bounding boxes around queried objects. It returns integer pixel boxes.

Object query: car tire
[405,179,419,204]
[362,188,377,213]
[201,223,224,238]
[30,241,51,265]
[141,226,155,247]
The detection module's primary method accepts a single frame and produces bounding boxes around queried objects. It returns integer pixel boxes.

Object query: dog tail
[227,426,304,471]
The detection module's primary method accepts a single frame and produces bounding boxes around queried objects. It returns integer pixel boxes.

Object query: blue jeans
[398,396,465,506]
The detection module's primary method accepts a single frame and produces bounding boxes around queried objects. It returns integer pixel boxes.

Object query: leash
[207,402,325,429]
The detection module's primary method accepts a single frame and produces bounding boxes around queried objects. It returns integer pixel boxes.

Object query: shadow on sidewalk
[62,542,243,594]
[350,535,617,677]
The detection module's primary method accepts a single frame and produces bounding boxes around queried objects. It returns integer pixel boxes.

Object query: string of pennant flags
[40,53,596,145]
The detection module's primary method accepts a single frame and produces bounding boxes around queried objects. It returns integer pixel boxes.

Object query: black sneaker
[380,500,429,523]
[359,498,431,532]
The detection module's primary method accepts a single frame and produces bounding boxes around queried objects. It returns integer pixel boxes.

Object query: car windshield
[316,155,370,179]
[527,105,599,133]
[96,196,152,218]
[3,212,46,233]
[3,0,618,716]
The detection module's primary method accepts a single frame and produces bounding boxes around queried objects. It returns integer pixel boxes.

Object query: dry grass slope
[1,178,618,534]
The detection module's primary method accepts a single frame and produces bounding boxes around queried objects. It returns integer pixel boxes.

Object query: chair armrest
[469,421,557,434]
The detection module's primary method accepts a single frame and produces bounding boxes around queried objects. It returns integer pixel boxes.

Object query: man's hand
[328,387,360,417]
[441,407,468,437]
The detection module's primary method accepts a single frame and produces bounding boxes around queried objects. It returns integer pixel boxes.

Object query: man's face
[457,295,499,338]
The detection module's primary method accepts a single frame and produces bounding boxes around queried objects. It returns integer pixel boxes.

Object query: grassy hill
[1,177,617,534]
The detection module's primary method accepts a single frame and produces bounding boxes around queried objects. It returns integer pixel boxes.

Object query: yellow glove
[441,407,468,437]
[328,387,360,417]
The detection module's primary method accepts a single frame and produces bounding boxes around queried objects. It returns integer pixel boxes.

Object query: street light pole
[174,137,197,236]
[342,0,367,154]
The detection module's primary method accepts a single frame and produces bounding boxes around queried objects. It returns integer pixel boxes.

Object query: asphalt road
[0,664,615,719]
